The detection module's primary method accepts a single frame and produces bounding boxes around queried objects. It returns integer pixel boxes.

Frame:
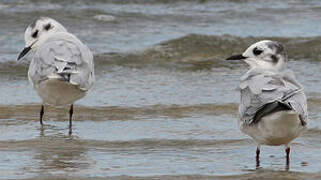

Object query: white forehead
[24,17,67,44]
[25,17,67,34]
[247,40,273,51]
[243,40,286,58]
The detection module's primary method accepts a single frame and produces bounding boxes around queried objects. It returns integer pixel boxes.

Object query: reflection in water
[37,105,75,136]
[255,147,291,171]
[0,106,319,178]
[69,127,72,136]
[286,162,290,172]
[34,125,91,175]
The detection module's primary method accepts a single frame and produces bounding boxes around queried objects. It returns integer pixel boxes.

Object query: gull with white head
[17,17,95,132]
[226,40,308,166]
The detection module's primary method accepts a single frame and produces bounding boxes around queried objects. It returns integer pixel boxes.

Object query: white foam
[94,14,116,22]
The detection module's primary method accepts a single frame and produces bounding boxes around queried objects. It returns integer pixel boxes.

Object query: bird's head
[226,40,288,71]
[18,17,67,60]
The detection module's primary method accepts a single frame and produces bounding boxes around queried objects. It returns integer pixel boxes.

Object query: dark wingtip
[226,54,247,61]
[17,46,32,61]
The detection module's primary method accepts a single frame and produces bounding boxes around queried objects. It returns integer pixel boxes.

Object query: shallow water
[0,0,321,179]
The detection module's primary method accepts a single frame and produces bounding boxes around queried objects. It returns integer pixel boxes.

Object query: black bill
[17,46,32,61]
[226,54,247,60]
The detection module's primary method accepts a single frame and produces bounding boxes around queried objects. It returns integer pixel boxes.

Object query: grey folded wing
[239,69,308,125]
[28,32,95,91]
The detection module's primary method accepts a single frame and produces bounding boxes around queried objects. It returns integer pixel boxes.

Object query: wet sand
[0,98,320,179]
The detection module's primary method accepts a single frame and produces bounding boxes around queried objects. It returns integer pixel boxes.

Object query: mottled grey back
[28,32,94,91]
[239,68,308,125]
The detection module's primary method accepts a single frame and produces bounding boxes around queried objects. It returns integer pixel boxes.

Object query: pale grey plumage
[28,32,94,91]
[239,68,308,125]
[18,17,94,129]
[227,40,307,162]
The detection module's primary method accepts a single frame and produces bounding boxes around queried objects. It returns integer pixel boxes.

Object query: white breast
[34,79,87,106]
[239,111,306,146]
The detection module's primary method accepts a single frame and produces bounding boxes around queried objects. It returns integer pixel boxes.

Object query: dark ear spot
[44,23,51,31]
[32,30,39,38]
[274,42,284,55]
[271,55,278,63]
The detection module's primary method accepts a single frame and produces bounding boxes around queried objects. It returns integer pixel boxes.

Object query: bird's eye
[32,30,39,38]
[253,47,263,56]
[44,23,51,31]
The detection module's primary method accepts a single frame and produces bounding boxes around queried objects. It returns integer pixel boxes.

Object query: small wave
[83,138,253,149]
[303,128,321,137]
[27,0,239,5]
[3,34,321,74]
[1,98,319,121]
[0,61,28,76]
[19,169,321,180]
[307,98,321,112]
[95,34,321,70]
[0,4,9,10]
[0,103,239,121]
[0,138,252,150]
[93,14,116,22]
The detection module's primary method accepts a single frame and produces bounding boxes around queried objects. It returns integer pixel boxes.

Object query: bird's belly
[34,79,87,106]
[240,111,306,146]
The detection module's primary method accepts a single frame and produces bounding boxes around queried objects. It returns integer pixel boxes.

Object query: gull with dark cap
[17,17,95,132]
[226,40,308,167]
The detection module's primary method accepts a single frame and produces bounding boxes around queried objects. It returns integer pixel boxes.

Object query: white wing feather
[28,32,94,91]
[239,68,308,125]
